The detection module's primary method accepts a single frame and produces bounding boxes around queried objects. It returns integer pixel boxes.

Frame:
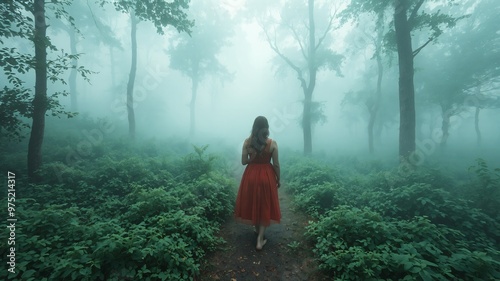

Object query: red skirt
[234,163,281,226]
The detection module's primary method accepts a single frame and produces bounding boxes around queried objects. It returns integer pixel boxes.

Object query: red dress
[234,138,281,226]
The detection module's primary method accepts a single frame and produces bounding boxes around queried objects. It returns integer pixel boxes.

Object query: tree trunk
[109,46,116,88]
[368,48,384,153]
[475,107,481,146]
[440,105,450,148]
[28,0,47,181]
[368,13,384,154]
[302,0,316,155]
[303,91,312,154]
[368,108,375,153]
[190,77,199,138]
[394,0,416,161]
[68,28,78,111]
[126,11,137,139]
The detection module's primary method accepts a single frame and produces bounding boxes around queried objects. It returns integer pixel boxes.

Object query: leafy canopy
[100,0,194,35]
[0,0,92,140]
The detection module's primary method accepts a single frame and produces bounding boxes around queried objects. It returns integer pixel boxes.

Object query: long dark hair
[250,116,269,153]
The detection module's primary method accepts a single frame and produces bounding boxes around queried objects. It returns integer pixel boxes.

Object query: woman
[234,116,281,250]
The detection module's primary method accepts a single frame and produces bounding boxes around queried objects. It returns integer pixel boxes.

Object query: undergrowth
[284,155,500,280]
[1,136,236,281]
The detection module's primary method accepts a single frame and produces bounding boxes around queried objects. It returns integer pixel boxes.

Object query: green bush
[306,206,500,280]
[283,158,339,194]
[283,155,500,280]
[294,182,352,217]
[178,145,217,182]
[190,173,237,224]
[464,158,500,220]
[359,181,500,249]
[0,138,236,281]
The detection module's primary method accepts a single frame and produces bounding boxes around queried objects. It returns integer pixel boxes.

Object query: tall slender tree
[1,0,92,180]
[50,0,122,111]
[340,10,399,154]
[100,0,194,139]
[168,0,233,138]
[352,12,390,153]
[127,10,138,139]
[343,0,463,163]
[393,0,417,160]
[28,0,49,179]
[261,0,343,154]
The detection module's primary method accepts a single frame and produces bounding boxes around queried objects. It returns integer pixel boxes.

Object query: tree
[28,0,49,180]
[260,0,343,154]
[367,13,387,154]
[1,0,92,180]
[341,11,392,153]
[343,0,462,163]
[168,0,233,138]
[50,0,122,111]
[417,0,500,147]
[100,0,194,139]
[1,1,37,141]
[472,92,500,146]
[463,0,500,146]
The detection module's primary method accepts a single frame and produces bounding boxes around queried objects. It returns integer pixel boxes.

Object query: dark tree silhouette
[1,0,92,180]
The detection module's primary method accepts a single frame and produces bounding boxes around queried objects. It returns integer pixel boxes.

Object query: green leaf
[21,270,36,279]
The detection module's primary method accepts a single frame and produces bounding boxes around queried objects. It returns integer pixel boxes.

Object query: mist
[3,0,498,167]
[70,2,500,164]
[1,0,499,280]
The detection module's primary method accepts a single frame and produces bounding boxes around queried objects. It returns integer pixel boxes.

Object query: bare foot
[256,239,267,251]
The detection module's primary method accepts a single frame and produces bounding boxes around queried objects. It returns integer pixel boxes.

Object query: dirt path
[199,189,328,281]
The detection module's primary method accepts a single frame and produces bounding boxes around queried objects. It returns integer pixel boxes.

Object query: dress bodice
[249,138,272,164]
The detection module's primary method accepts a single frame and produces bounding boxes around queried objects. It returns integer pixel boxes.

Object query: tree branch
[408,0,425,25]
[285,22,307,60]
[261,23,307,90]
[315,9,336,51]
[412,37,433,57]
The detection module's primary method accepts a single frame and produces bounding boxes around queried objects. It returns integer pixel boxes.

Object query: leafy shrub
[282,154,500,280]
[464,158,500,220]
[294,182,352,217]
[366,167,456,193]
[283,158,339,194]
[190,173,236,224]
[178,145,217,182]
[0,139,236,281]
[306,206,500,280]
[359,182,500,249]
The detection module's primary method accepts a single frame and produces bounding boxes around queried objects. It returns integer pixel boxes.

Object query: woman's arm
[271,140,280,187]
[241,139,255,165]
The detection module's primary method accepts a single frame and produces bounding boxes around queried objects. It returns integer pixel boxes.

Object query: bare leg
[256,225,267,250]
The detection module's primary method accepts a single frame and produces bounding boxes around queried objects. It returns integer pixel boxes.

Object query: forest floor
[198,188,329,281]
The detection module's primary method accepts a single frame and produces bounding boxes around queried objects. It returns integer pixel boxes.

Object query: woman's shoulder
[268,138,277,151]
